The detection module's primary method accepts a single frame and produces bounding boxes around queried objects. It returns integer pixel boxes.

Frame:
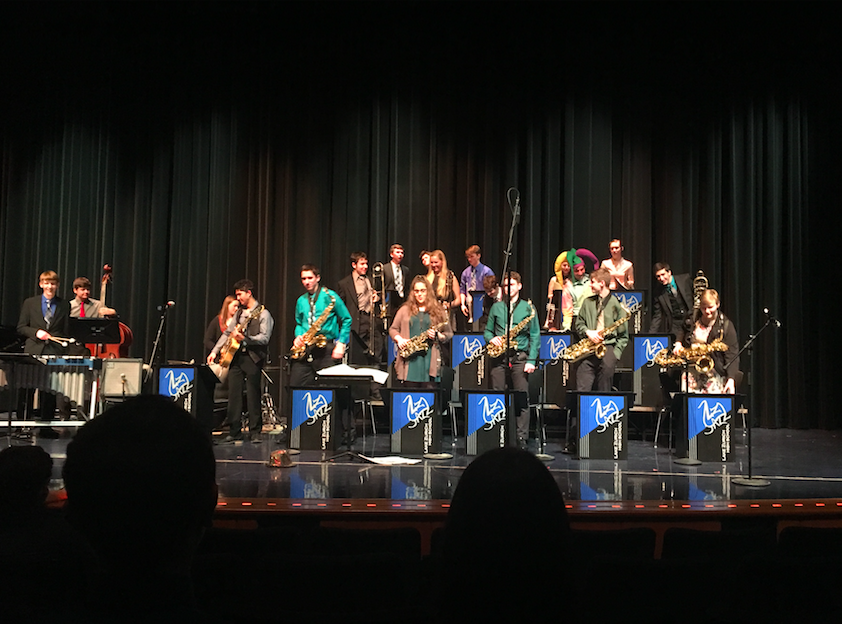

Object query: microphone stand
[146,302,173,384]
[731,311,780,488]
[500,187,520,448]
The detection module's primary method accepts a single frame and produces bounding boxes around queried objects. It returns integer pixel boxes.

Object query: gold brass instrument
[653,337,728,374]
[289,292,334,360]
[397,321,448,359]
[562,303,639,362]
[693,270,708,311]
[486,300,536,358]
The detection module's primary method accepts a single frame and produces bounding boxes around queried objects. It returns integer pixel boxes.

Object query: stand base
[674,457,703,466]
[732,476,771,488]
[423,452,453,460]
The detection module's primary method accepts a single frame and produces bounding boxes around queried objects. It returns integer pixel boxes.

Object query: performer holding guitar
[207,279,274,444]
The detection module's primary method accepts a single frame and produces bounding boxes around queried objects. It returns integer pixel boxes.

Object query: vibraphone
[1,355,100,424]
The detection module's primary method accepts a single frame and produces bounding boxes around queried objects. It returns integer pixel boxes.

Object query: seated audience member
[62,395,219,623]
[439,447,571,622]
[1,445,94,623]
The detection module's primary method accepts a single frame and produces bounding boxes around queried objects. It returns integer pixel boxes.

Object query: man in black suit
[17,270,72,435]
[649,262,693,342]
[336,251,379,366]
[382,243,410,320]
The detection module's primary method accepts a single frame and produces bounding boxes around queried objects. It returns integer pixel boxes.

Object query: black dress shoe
[37,427,61,439]
[215,434,244,445]
[562,441,577,455]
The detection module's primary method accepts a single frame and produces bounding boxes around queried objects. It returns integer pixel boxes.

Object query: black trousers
[576,346,618,392]
[490,351,531,441]
[226,351,263,436]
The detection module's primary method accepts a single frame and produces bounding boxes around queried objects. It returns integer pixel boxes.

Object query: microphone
[512,190,521,225]
[157,301,176,312]
[166,301,175,308]
[763,307,782,328]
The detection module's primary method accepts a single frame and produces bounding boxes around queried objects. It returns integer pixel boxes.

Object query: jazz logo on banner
[465,393,507,436]
[292,390,333,429]
[581,396,625,435]
[160,368,193,399]
[455,335,485,367]
[391,392,436,434]
[613,291,642,310]
[688,398,731,438]
[634,337,669,371]
[541,334,571,361]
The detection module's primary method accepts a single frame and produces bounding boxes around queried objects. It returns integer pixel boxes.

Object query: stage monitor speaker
[102,358,144,398]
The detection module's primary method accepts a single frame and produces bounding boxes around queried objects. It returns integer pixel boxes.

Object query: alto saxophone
[397,321,448,359]
[486,300,536,358]
[289,291,335,360]
[562,302,638,362]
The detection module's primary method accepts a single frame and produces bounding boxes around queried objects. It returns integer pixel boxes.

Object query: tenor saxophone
[289,292,335,360]
[486,301,536,358]
[562,303,638,362]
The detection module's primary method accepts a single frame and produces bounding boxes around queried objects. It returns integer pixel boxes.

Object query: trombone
[369,262,387,355]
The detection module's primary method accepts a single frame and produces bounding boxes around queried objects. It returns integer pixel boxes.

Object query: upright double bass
[85,264,134,358]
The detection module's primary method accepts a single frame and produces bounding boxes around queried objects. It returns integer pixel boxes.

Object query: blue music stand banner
[577,392,629,459]
[290,388,336,451]
[633,336,670,372]
[464,391,507,455]
[452,333,487,368]
[390,390,440,455]
[684,395,733,462]
[540,334,571,361]
[612,290,643,310]
[387,338,396,367]
[158,366,194,399]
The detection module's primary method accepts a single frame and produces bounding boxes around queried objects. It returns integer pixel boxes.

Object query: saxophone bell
[695,354,714,374]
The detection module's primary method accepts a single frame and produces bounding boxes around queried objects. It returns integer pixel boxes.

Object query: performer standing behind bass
[389,276,453,388]
[484,271,540,449]
[650,262,694,343]
[207,279,274,444]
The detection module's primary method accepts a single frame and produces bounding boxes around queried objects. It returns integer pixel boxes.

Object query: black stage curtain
[1,3,838,428]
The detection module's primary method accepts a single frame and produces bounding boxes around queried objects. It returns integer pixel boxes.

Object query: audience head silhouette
[0,444,53,521]
[442,447,570,621]
[63,395,217,603]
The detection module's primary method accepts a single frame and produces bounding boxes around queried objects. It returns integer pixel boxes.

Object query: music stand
[69,318,121,345]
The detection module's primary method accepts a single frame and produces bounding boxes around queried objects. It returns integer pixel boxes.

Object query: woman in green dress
[389,276,453,388]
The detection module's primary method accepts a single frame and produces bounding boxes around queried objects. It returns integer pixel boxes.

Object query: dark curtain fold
[1,2,837,429]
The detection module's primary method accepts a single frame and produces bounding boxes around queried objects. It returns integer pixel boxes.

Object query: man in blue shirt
[459,245,495,326]
[17,270,71,437]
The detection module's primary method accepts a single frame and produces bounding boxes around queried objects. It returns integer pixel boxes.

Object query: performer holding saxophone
[575,268,629,392]
[672,288,739,394]
[484,272,540,449]
[290,264,352,387]
[389,276,453,388]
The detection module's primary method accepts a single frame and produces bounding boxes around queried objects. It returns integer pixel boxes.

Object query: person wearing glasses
[389,276,453,388]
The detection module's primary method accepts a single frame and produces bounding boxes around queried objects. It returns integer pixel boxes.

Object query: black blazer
[649,273,693,334]
[382,262,410,314]
[336,274,366,335]
[17,295,71,355]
